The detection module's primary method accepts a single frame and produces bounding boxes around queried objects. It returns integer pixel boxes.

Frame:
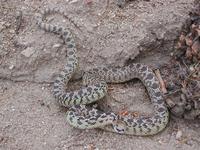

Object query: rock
[69,0,79,4]
[21,47,35,57]
[8,65,14,70]
[53,43,62,48]
[175,130,183,140]
[171,105,185,117]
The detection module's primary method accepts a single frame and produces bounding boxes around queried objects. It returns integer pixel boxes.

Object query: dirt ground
[0,0,200,150]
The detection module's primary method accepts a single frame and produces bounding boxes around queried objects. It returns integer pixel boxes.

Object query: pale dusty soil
[0,0,200,150]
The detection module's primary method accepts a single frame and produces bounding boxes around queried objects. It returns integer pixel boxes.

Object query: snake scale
[36,7,169,135]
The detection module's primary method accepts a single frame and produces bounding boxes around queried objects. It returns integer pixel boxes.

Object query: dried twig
[154,69,168,94]
[15,10,23,34]
[185,62,200,82]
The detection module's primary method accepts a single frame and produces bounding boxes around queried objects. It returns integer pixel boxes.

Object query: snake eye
[113,123,125,134]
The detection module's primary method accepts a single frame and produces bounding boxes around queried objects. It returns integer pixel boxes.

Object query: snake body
[36,8,169,135]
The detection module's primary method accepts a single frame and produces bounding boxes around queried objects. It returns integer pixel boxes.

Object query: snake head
[112,120,127,134]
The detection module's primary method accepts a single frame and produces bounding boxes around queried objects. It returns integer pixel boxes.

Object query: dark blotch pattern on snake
[36,8,169,135]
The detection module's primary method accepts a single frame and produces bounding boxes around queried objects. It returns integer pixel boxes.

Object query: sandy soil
[0,0,200,149]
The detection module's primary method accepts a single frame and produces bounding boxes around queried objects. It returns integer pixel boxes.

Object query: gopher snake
[36,8,169,135]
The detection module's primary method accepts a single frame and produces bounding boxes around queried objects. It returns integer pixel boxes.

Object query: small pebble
[53,43,62,48]
[176,130,183,140]
[9,29,15,34]
[69,0,79,4]
[171,105,184,117]
[166,98,175,108]
[158,139,164,144]
[189,66,195,72]
[9,65,14,70]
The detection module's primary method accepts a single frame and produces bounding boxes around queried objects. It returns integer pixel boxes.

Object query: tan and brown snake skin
[36,7,169,135]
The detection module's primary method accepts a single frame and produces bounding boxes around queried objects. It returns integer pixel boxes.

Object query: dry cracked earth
[0,0,200,150]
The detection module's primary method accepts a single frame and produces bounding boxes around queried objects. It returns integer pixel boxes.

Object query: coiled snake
[36,8,169,135]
